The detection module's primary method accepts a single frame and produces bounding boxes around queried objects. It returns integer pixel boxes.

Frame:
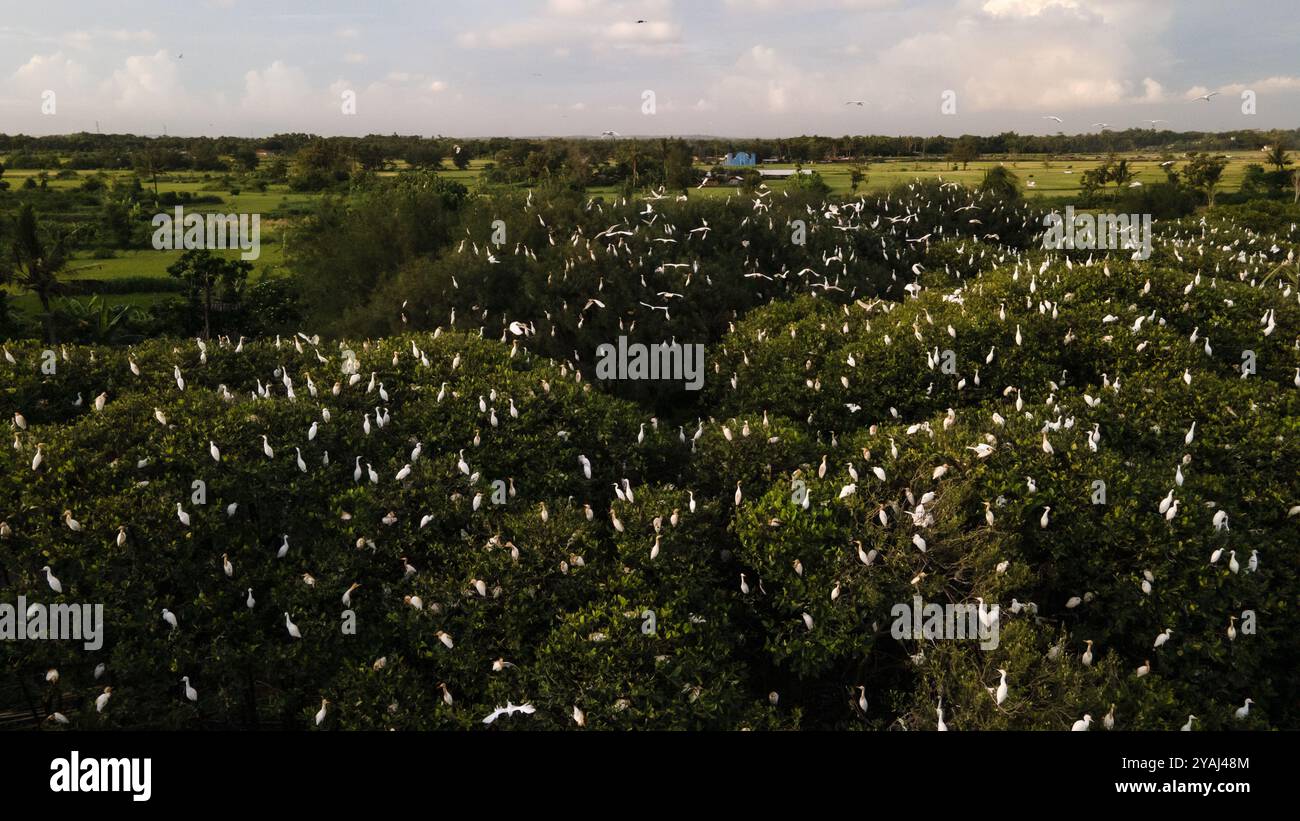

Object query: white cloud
[241,60,319,115]
[1215,76,1300,95]
[62,29,157,50]
[980,0,1079,18]
[457,0,681,55]
[12,51,89,89]
[105,50,187,114]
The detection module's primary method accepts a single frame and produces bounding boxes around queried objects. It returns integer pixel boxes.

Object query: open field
[0,150,1270,325]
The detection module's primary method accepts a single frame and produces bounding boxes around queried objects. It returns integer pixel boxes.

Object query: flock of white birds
[5,179,1298,730]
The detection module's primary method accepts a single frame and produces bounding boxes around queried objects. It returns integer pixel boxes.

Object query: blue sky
[2,0,1298,137]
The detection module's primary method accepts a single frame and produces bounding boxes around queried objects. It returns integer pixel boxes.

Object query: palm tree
[1264,143,1291,172]
[1109,158,1134,190]
[2,204,71,343]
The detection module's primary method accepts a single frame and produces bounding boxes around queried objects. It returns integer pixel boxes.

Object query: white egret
[41,565,62,594]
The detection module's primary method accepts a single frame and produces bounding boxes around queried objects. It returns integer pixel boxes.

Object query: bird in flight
[844,100,867,106]
[601,130,620,137]
[482,701,537,724]
[1042,115,1063,123]
[1191,91,1220,102]
[1145,119,1165,126]
[1092,122,1112,130]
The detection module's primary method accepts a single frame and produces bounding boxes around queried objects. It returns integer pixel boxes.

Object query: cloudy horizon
[2,0,1298,139]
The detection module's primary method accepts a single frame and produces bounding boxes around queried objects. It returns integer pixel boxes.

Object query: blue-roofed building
[723,151,756,166]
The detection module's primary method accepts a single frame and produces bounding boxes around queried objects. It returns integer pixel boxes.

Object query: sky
[2,0,1298,138]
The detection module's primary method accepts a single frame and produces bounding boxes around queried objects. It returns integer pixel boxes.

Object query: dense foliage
[2,185,1296,729]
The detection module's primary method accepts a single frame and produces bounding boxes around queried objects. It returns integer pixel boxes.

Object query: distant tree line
[4,128,1298,175]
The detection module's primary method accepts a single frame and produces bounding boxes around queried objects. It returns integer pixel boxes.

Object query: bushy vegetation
[3,176,1296,729]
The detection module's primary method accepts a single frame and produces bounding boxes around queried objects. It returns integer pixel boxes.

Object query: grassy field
[1,151,1264,324]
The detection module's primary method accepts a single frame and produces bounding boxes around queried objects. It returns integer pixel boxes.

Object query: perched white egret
[342,582,361,607]
[1071,714,1092,731]
[41,565,62,594]
[181,676,198,702]
[1234,698,1253,719]
[285,612,302,639]
[316,698,330,726]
